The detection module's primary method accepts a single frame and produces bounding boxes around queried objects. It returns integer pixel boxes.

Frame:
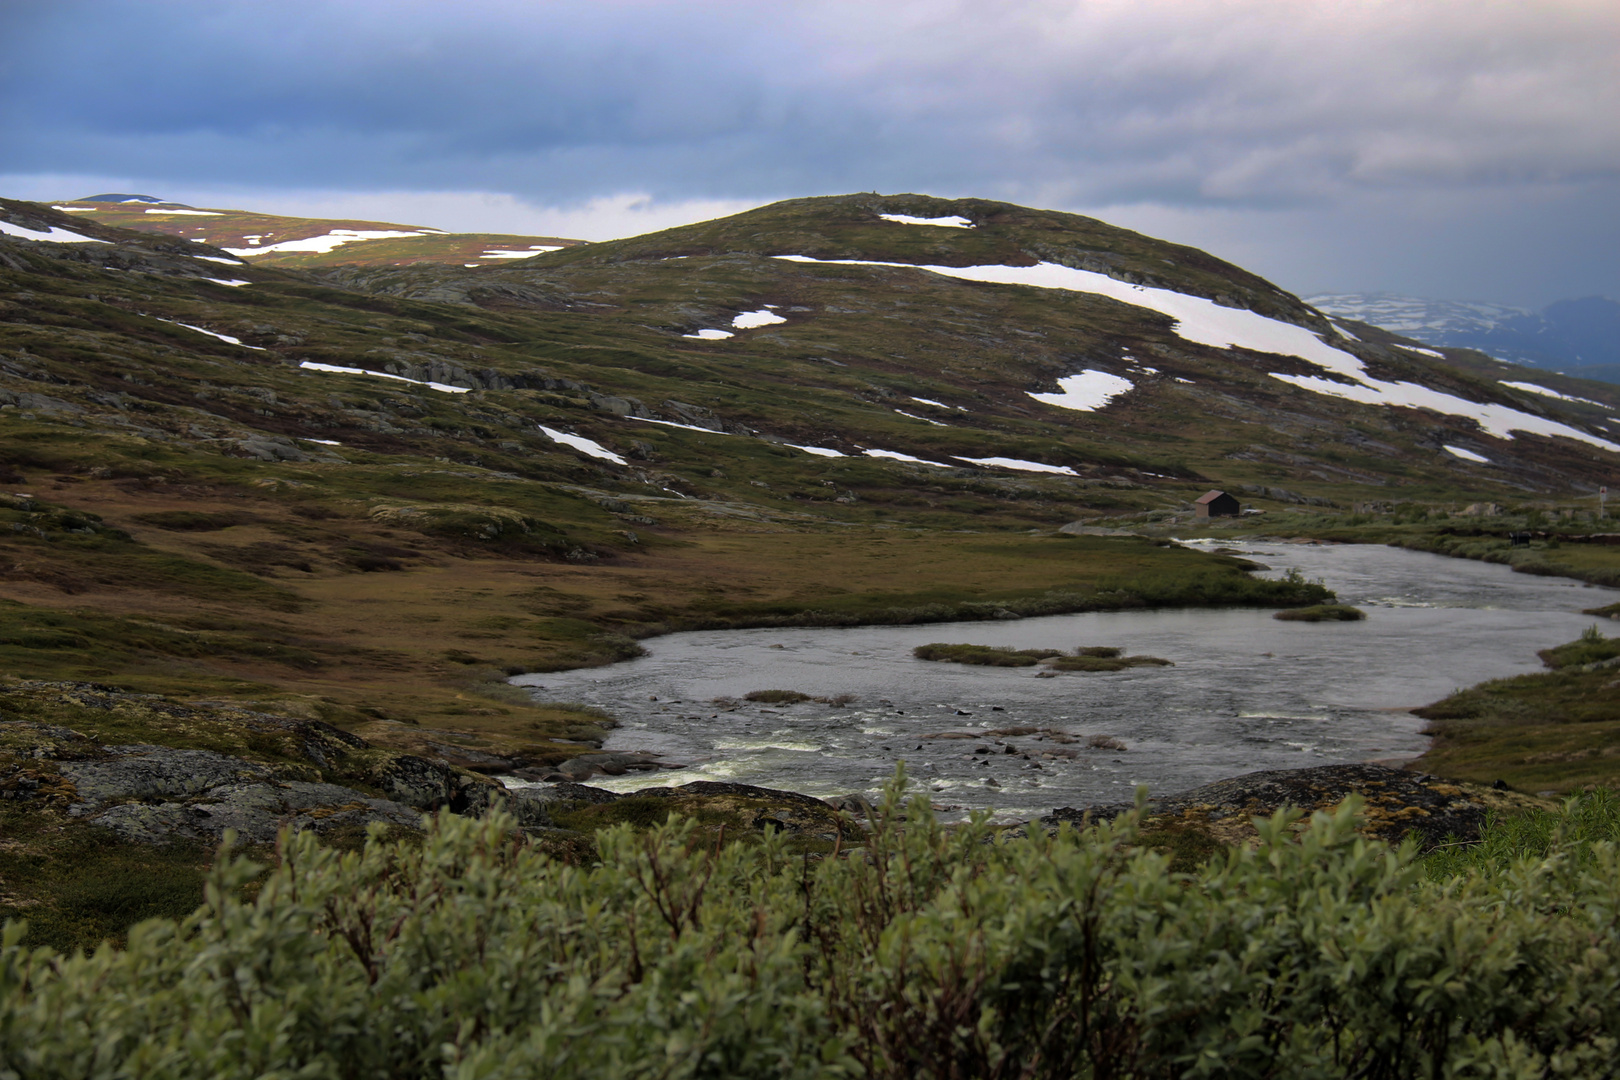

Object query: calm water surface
[511,541,1616,820]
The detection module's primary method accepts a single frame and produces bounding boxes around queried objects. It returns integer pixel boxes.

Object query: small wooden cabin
[1195,490,1240,518]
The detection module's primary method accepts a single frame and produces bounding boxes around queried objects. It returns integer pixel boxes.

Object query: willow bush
[4,775,1620,1078]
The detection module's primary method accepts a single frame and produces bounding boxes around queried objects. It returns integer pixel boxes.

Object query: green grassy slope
[2,187,1617,762]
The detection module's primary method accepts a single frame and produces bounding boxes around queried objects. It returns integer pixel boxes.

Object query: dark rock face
[1044,763,1547,849]
[86,780,421,844]
[51,744,421,844]
[59,745,273,807]
[0,683,503,845]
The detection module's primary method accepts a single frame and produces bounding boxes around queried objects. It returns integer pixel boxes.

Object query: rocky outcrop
[1043,763,1548,849]
[3,734,422,844]
[0,682,504,845]
[499,779,857,842]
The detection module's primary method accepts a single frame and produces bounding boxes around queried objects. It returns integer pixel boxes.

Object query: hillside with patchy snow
[3,190,1617,514]
[46,194,584,269]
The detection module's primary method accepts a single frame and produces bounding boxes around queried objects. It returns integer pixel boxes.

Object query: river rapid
[510,541,1617,821]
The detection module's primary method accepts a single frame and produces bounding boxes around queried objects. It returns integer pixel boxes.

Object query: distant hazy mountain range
[1308,293,1620,385]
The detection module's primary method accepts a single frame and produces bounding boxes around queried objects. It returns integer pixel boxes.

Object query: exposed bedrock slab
[89,781,422,844]
[1043,763,1548,849]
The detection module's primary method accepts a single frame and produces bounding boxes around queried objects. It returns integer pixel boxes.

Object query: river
[510,541,1617,820]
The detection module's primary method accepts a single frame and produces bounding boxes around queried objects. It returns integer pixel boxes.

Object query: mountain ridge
[44,194,588,269]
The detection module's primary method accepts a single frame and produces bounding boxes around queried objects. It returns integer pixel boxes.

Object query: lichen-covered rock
[87,780,422,844]
[58,746,273,813]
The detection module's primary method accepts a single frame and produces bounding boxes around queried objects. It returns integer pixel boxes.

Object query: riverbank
[1409,627,1620,795]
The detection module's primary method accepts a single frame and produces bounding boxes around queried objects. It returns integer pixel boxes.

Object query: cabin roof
[1195,490,1233,505]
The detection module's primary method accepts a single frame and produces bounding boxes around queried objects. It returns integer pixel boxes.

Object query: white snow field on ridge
[1029,370,1135,412]
[480,245,564,260]
[774,256,1620,454]
[1500,382,1608,408]
[879,214,973,228]
[223,229,432,257]
[0,220,106,244]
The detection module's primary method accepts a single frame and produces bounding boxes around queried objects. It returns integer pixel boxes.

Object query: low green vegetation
[7,779,1620,1077]
[1539,623,1620,668]
[1272,603,1367,622]
[1421,787,1620,880]
[1047,652,1174,671]
[912,642,1062,667]
[1414,626,1620,794]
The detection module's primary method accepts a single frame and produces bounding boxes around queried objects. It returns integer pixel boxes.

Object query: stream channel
[510,541,1618,821]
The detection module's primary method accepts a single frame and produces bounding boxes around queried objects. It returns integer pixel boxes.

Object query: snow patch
[776,255,1620,455]
[204,278,251,287]
[146,208,221,216]
[193,255,243,265]
[731,308,787,329]
[787,443,844,457]
[681,328,735,341]
[862,448,951,467]
[879,214,973,228]
[537,426,626,464]
[223,229,426,257]
[479,246,563,259]
[155,318,264,349]
[1332,323,1360,341]
[776,255,1363,376]
[1272,373,1620,452]
[301,438,342,446]
[909,396,964,411]
[628,416,731,434]
[1027,370,1134,413]
[954,456,1078,476]
[1444,445,1490,464]
[893,409,947,426]
[1501,382,1607,408]
[51,205,97,212]
[0,220,106,244]
[1398,344,1445,359]
[298,361,469,393]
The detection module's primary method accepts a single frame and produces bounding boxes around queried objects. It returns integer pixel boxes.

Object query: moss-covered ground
[1412,626,1620,795]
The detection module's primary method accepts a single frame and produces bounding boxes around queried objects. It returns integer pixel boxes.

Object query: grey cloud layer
[5,0,1616,206]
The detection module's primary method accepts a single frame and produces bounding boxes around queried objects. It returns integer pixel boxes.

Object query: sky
[2,0,1616,309]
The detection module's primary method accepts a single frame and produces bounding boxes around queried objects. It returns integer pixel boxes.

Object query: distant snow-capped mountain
[1308,292,1620,385]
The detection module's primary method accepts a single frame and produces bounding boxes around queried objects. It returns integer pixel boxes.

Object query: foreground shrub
[4,777,1620,1078]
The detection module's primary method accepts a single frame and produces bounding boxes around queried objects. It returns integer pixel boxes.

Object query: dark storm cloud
[2,0,1617,303]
